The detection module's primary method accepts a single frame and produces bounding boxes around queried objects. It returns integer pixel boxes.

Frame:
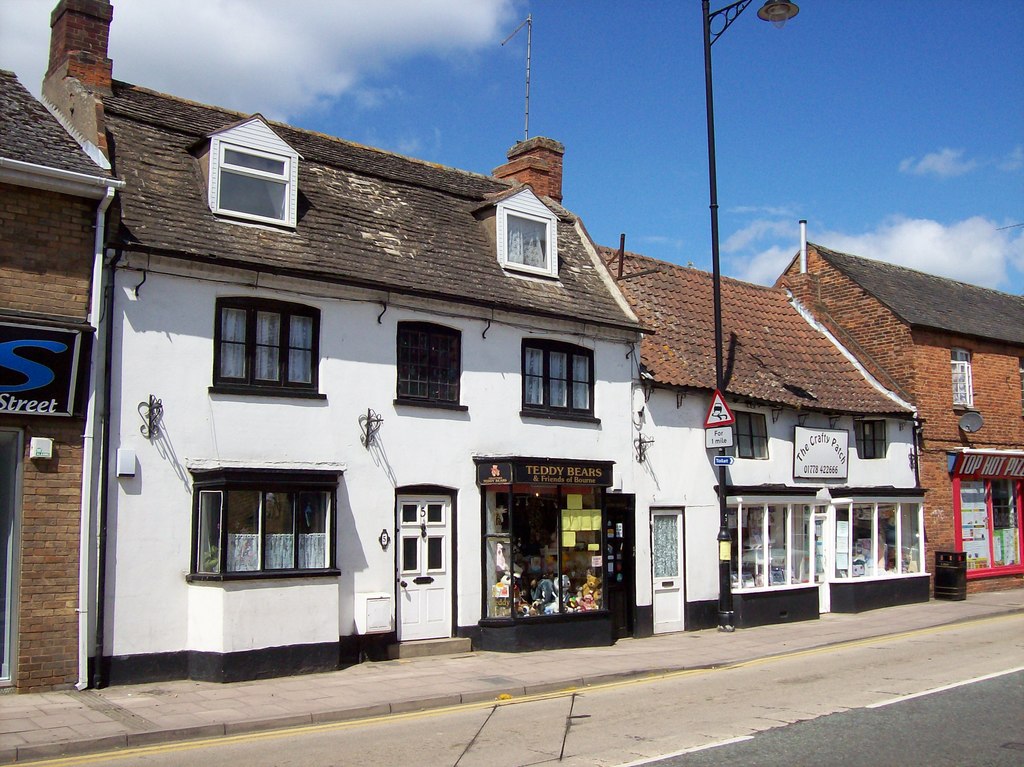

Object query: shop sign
[0,322,85,417]
[951,452,1024,479]
[477,462,514,486]
[514,460,612,486]
[476,459,613,487]
[793,426,848,480]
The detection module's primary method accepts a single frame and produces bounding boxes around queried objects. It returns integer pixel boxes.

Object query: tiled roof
[0,69,110,178]
[811,243,1024,346]
[602,247,909,415]
[101,81,640,331]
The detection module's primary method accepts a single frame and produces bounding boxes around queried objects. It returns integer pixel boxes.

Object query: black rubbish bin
[934,551,967,600]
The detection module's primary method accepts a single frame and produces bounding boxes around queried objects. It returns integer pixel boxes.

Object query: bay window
[191,469,337,579]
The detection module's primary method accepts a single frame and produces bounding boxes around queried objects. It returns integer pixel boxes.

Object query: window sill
[394,398,468,412]
[187,568,340,583]
[209,385,326,400]
[520,409,600,425]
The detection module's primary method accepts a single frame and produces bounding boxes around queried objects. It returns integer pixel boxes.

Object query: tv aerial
[501,14,532,141]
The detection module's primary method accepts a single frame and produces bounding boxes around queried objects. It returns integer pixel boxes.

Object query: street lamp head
[757,1,800,28]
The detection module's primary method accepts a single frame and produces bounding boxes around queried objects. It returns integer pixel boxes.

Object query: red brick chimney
[42,0,114,157]
[46,0,113,90]
[493,136,564,203]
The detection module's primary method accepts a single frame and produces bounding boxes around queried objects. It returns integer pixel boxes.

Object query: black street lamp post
[701,0,799,632]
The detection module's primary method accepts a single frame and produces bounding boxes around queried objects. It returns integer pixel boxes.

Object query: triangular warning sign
[704,390,735,428]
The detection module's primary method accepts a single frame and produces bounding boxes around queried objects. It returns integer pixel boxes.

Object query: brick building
[779,239,1024,593]
[0,68,120,691]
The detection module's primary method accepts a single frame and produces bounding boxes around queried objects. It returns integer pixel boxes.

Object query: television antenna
[501,14,532,141]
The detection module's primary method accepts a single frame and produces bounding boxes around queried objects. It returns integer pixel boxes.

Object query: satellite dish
[958,411,984,433]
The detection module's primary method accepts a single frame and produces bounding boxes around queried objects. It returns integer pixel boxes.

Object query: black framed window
[396,322,461,405]
[522,341,593,416]
[855,419,887,459]
[191,469,338,579]
[733,411,768,460]
[213,298,320,395]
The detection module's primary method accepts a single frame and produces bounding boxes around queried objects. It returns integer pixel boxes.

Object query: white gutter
[76,184,118,690]
[0,156,124,198]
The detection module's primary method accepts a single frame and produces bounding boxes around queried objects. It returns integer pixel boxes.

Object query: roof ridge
[107,80,515,195]
[810,241,1024,302]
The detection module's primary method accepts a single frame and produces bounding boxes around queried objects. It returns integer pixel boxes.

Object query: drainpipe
[799,219,807,273]
[76,186,117,690]
[90,245,122,690]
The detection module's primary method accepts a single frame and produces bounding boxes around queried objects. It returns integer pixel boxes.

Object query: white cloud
[0,0,518,120]
[999,145,1024,172]
[722,219,795,253]
[899,148,977,178]
[817,217,1024,290]
[733,216,1024,293]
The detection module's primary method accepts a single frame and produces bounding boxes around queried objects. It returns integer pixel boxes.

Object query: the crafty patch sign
[0,322,85,416]
[793,426,849,480]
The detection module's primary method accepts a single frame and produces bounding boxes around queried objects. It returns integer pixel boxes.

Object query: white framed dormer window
[496,190,558,278]
[951,348,973,407]
[208,117,299,227]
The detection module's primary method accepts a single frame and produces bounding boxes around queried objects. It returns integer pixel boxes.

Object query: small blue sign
[713,456,735,466]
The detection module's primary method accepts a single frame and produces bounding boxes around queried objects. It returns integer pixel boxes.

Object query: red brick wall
[780,249,915,400]
[2,181,94,691]
[782,248,1024,593]
[0,183,95,319]
[13,419,85,692]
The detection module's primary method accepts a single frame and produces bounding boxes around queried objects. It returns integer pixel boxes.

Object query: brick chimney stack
[46,0,113,90]
[42,0,114,157]
[492,137,565,203]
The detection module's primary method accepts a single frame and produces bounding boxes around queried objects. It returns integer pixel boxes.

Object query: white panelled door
[652,510,685,634]
[397,496,451,641]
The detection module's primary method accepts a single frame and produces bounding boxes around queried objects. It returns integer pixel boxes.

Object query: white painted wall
[106,257,639,657]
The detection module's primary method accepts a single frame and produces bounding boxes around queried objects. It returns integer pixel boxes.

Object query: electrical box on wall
[29,437,53,460]
[116,448,136,477]
[354,593,393,634]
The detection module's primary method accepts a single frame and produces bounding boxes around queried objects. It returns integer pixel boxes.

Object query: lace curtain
[220,308,247,378]
[507,216,547,268]
[227,533,327,571]
[288,315,313,384]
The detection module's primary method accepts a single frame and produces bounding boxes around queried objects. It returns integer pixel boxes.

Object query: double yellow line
[21,612,1022,766]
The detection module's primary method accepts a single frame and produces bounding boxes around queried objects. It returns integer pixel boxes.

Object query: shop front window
[835,500,923,578]
[960,479,1021,572]
[729,502,814,589]
[483,485,603,618]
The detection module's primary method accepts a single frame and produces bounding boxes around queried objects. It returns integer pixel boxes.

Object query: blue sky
[3,0,1022,294]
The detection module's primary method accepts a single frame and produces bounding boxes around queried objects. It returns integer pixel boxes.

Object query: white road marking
[866,665,1024,709]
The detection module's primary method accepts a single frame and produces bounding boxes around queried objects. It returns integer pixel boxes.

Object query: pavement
[2,588,1023,764]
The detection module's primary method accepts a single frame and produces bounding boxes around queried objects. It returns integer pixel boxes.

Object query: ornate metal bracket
[708,0,755,45]
[359,408,384,448]
[139,394,163,440]
[634,434,655,463]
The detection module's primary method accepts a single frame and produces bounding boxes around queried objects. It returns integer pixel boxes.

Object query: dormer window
[207,117,299,227]
[496,190,558,278]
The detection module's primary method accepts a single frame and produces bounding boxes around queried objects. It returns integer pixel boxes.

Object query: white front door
[397,496,451,641]
[652,510,685,634]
